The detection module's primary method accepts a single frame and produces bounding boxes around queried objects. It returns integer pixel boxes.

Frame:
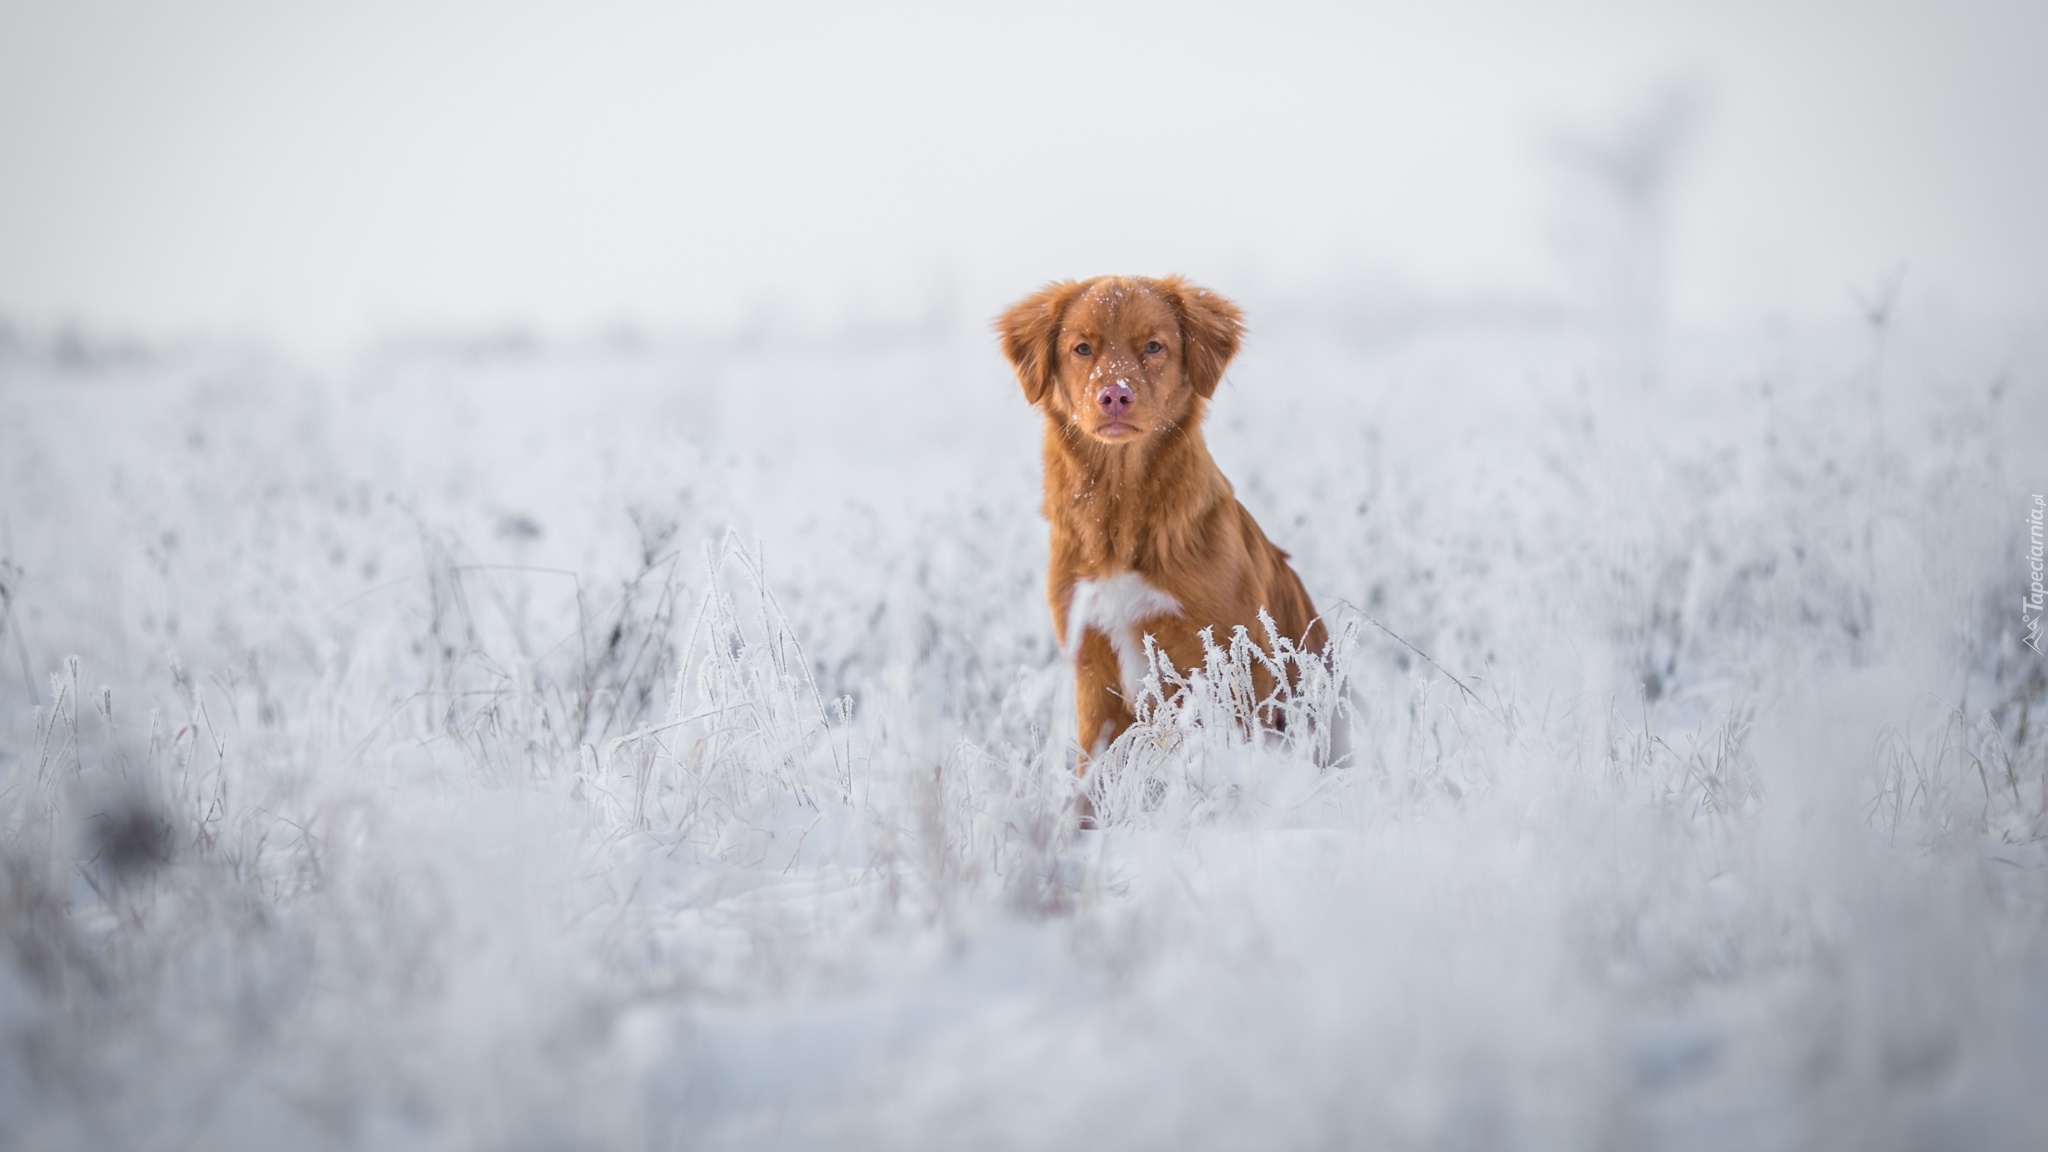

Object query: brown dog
[997,275,1327,772]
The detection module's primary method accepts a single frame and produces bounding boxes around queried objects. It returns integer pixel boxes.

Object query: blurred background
[2,0,2043,350]
[4,4,2048,1147]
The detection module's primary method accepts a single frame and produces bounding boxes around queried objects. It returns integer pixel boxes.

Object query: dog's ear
[1161,276,1243,399]
[996,280,1084,406]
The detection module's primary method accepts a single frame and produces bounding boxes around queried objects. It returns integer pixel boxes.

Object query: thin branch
[1328,600,1481,704]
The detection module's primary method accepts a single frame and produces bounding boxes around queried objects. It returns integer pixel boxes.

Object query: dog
[997,275,1327,791]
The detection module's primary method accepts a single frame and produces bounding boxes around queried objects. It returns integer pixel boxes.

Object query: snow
[1,309,2045,1149]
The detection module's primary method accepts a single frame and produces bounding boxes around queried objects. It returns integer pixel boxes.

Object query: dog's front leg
[1072,628,1135,827]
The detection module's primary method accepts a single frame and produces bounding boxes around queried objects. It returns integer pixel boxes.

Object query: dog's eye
[1143,340,1163,355]
[1073,342,1092,357]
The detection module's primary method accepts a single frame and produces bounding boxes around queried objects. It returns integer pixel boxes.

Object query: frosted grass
[0,315,2043,1149]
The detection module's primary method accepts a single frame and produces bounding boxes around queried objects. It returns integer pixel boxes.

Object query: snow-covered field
[2,307,2044,1149]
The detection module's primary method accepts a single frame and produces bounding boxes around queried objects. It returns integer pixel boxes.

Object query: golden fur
[997,275,1327,773]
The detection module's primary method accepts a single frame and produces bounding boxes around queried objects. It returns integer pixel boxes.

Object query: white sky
[1,0,2041,348]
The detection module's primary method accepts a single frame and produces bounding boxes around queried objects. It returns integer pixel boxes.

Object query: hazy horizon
[3,0,2043,352]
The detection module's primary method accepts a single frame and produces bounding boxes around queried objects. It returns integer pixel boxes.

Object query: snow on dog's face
[997,275,1243,447]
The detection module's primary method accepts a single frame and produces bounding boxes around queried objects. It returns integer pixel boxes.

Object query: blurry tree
[1545,82,1707,353]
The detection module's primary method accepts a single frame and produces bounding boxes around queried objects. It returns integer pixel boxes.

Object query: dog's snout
[1096,383,1135,417]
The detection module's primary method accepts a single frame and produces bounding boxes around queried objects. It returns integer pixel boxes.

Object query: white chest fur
[1065,571,1183,705]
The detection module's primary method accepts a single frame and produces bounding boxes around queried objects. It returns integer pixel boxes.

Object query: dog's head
[996,275,1243,446]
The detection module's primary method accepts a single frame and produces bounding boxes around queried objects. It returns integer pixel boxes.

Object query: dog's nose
[1096,383,1134,417]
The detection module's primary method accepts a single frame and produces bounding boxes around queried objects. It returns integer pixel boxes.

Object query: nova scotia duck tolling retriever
[997,275,1327,803]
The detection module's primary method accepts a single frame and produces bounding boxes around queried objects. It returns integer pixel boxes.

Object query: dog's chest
[1065,571,1183,704]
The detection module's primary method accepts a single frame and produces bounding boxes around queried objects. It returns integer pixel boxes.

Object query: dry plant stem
[1332,600,1481,705]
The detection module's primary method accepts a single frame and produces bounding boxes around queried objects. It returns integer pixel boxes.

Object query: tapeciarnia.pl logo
[2027,494,2045,654]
